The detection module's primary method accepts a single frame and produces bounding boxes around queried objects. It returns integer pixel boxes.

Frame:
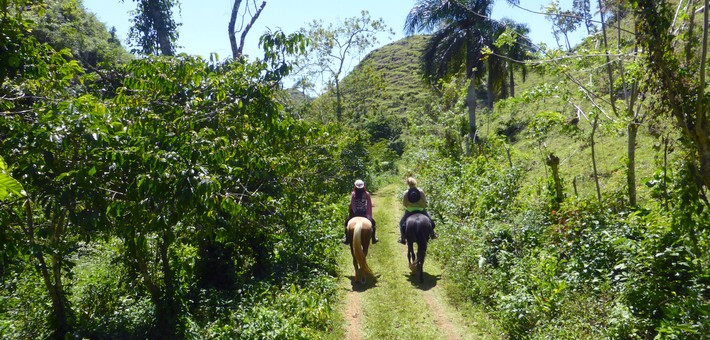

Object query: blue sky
[83,0,595,84]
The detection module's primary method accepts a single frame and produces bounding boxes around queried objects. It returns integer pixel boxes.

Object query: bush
[414,139,710,338]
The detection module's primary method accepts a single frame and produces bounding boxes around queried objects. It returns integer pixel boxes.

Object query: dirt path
[344,290,362,340]
[336,183,498,339]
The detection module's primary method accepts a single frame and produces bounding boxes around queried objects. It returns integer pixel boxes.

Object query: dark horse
[405,213,433,283]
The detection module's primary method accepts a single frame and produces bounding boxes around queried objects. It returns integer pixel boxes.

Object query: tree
[632,0,710,196]
[487,18,533,105]
[126,0,180,56]
[573,0,595,34]
[405,0,497,147]
[544,0,583,51]
[596,0,645,206]
[493,19,533,99]
[298,11,392,121]
[485,34,508,108]
[0,3,92,336]
[228,0,266,59]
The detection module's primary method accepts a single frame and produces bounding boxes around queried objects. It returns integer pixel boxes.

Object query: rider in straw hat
[343,179,379,245]
[398,177,436,244]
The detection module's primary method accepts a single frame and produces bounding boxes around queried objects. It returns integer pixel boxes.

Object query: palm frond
[422,23,469,81]
[405,0,492,35]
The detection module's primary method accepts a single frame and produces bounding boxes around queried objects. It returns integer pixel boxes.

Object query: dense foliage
[396,1,710,338]
[0,1,370,337]
[408,138,709,337]
[3,0,710,338]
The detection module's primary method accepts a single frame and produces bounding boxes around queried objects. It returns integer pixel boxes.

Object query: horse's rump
[348,216,372,279]
[405,213,433,243]
[405,213,432,281]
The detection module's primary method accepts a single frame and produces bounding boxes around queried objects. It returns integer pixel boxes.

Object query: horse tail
[353,221,372,276]
[416,219,431,265]
[417,236,428,266]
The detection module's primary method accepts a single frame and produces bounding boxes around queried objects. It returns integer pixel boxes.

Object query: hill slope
[335,28,657,203]
[26,0,132,68]
[308,35,433,121]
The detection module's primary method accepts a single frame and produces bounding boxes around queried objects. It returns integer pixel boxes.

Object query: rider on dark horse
[343,179,379,245]
[398,177,437,244]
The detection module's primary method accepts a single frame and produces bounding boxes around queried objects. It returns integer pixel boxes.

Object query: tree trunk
[696,0,709,190]
[509,64,515,98]
[598,0,618,116]
[627,121,638,206]
[229,0,266,59]
[335,77,342,121]
[228,0,243,59]
[698,133,710,190]
[546,153,564,208]
[238,1,266,58]
[573,177,578,196]
[147,0,174,56]
[486,71,495,109]
[591,116,602,202]
[124,228,170,338]
[663,135,670,210]
[563,32,572,51]
[466,75,478,148]
[25,201,71,338]
[154,232,181,339]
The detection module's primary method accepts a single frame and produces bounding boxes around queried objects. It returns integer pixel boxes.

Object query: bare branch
[237,1,266,58]
[510,3,635,35]
[228,0,244,59]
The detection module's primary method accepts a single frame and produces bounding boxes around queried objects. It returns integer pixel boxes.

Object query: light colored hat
[407,177,417,188]
[354,179,365,189]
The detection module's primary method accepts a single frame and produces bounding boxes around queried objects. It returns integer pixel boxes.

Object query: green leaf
[8,55,20,68]
[0,173,25,201]
[88,166,97,176]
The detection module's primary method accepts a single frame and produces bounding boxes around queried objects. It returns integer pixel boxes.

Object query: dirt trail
[344,290,362,340]
[337,183,494,339]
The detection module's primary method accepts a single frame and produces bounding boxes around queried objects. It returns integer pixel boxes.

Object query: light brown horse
[347,216,373,284]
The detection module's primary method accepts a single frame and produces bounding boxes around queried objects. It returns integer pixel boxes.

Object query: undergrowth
[406,139,710,339]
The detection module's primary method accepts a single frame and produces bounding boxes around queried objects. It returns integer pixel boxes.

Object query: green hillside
[335,30,656,203]
[352,34,431,115]
[307,35,433,122]
[25,0,132,68]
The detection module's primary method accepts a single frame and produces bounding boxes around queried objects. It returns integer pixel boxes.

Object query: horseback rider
[343,179,379,245]
[398,177,437,244]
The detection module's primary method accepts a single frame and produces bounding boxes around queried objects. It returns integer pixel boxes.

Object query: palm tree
[486,36,507,108]
[498,19,533,99]
[405,0,496,146]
